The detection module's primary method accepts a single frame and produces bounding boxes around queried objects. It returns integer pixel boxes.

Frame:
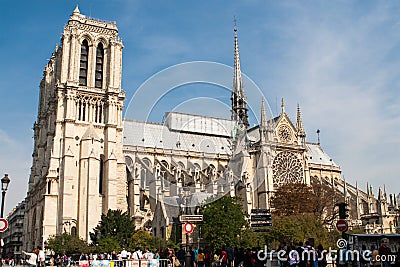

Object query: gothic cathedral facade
[23,7,127,249]
[24,7,399,249]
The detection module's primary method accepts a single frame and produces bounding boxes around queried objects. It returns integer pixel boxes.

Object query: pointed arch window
[47,180,51,194]
[99,155,104,194]
[95,43,104,88]
[79,40,89,86]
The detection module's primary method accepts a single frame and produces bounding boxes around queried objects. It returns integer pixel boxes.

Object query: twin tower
[24,7,127,249]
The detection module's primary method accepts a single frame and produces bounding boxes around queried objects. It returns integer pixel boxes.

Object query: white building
[23,7,399,249]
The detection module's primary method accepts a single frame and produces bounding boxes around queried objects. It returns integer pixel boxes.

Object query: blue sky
[1,0,400,214]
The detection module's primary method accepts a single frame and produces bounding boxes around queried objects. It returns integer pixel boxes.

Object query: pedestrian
[197,249,205,267]
[296,242,305,267]
[132,248,143,260]
[378,239,391,267]
[169,249,180,267]
[22,249,38,267]
[220,248,228,267]
[289,246,299,267]
[177,246,185,267]
[316,245,326,267]
[37,247,46,267]
[371,245,380,267]
[120,248,128,261]
[154,250,160,260]
[360,245,370,267]
[226,247,234,267]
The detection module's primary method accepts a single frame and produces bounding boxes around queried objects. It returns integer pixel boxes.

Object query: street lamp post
[183,188,191,267]
[0,174,11,267]
[0,174,10,218]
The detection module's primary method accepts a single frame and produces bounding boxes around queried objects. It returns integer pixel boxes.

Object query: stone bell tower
[23,6,126,249]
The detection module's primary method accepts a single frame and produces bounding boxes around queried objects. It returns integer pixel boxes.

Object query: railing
[78,259,172,267]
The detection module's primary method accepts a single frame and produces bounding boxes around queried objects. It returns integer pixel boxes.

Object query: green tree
[200,196,249,249]
[239,228,264,248]
[271,182,316,216]
[269,183,342,248]
[46,233,88,255]
[267,214,339,248]
[130,230,153,249]
[97,237,121,253]
[90,209,136,248]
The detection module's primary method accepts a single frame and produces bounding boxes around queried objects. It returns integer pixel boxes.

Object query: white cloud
[258,2,400,193]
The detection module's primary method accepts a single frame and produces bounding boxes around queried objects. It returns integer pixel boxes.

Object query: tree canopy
[266,214,340,248]
[46,233,88,255]
[270,182,315,216]
[268,182,343,248]
[89,209,136,249]
[200,196,249,249]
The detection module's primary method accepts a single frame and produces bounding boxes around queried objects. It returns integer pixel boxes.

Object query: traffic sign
[184,222,194,234]
[179,215,203,222]
[0,218,8,232]
[250,214,272,221]
[251,222,273,228]
[336,219,348,232]
[251,209,270,214]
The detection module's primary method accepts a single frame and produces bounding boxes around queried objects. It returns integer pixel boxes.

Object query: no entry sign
[184,222,194,234]
[336,219,348,232]
[0,218,8,232]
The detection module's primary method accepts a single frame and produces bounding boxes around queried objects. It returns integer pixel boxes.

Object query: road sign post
[179,215,203,222]
[0,218,8,233]
[184,222,194,234]
[250,209,272,233]
[336,219,348,232]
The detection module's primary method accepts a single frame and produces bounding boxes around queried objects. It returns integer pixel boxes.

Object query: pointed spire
[281,98,285,114]
[384,184,387,199]
[378,186,383,200]
[231,16,249,127]
[261,98,267,128]
[296,104,306,143]
[233,16,243,95]
[71,4,84,19]
[73,4,80,14]
[260,98,268,144]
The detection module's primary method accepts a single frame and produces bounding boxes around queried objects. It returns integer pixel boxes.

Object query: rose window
[272,151,303,187]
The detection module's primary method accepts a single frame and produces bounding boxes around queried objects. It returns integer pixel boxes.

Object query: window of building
[71,226,77,236]
[95,43,104,88]
[47,181,51,194]
[99,156,104,194]
[161,227,165,238]
[79,40,89,86]
[78,100,82,120]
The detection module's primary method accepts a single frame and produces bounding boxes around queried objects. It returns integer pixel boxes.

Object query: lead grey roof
[165,112,235,137]
[306,143,339,167]
[123,119,232,155]
[123,115,339,168]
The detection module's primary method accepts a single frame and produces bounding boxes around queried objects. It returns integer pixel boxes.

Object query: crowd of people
[3,239,400,267]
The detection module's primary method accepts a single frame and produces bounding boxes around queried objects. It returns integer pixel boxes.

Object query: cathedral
[23,7,399,250]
